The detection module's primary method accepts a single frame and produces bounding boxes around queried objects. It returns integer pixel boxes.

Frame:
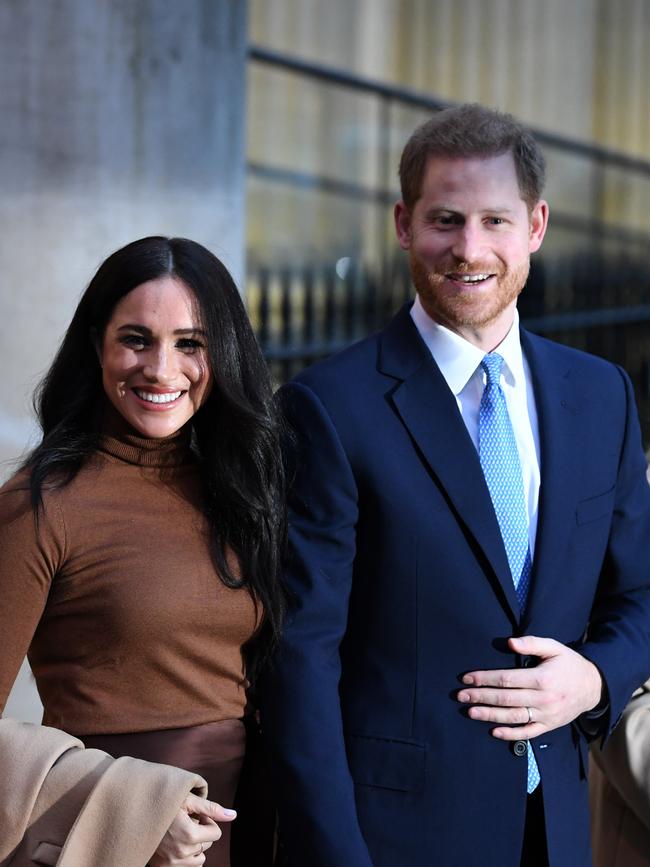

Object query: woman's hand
[149,793,236,866]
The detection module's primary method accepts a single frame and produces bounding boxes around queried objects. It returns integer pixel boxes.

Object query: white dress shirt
[410,295,541,554]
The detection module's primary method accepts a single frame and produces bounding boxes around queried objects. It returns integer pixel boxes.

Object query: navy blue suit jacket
[261,304,650,867]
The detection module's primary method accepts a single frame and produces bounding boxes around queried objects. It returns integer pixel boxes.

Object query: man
[260,104,650,867]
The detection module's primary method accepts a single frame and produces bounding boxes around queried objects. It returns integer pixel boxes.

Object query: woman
[0,237,285,866]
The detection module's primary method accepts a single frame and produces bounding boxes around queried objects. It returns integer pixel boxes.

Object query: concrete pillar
[0,0,248,465]
[1,0,248,721]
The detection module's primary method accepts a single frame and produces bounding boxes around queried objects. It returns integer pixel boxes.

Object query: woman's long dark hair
[24,236,285,675]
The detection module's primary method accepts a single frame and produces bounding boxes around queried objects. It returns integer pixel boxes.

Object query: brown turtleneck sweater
[0,427,259,735]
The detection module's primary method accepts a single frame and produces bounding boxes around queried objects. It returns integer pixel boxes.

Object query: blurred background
[3,0,650,720]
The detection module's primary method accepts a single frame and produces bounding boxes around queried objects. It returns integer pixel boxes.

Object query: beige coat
[0,719,207,867]
[590,680,650,867]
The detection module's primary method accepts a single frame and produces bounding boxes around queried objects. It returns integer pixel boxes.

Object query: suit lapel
[519,329,579,631]
[379,306,520,623]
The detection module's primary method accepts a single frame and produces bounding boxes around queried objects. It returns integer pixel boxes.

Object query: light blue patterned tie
[478,352,540,794]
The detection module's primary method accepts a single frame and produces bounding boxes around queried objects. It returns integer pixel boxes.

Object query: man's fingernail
[458,692,470,702]
[462,675,473,685]
[223,809,237,818]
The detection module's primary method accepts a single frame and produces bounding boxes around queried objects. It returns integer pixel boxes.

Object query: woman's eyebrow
[116,324,206,336]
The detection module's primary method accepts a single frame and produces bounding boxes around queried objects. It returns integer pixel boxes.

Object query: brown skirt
[81,719,245,867]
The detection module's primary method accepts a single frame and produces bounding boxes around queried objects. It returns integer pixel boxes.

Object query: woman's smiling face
[99,275,213,438]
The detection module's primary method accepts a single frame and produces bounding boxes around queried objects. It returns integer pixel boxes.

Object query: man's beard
[409,251,530,332]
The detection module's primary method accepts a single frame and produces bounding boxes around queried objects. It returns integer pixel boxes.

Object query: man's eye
[434,215,458,227]
[487,217,505,225]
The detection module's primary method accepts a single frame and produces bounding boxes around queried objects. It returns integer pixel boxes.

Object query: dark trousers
[520,787,550,867]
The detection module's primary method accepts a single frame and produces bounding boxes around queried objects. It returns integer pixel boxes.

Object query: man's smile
[444,272,496,285]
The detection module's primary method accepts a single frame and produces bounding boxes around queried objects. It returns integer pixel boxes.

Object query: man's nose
[450,223,485,264]
[142,346,176,382]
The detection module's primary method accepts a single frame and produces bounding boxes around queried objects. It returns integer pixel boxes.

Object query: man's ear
[90,328,102,366]
[528,199,549,254]
[394,201,412,250]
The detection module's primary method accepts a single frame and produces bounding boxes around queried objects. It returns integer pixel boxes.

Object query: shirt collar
[410,295,525,395]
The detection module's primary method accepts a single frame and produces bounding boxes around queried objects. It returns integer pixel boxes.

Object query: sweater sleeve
[0,473,65,713]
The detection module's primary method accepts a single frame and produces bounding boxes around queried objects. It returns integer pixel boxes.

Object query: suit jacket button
[513,740,528,757]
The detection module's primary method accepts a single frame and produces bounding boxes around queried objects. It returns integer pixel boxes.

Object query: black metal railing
[248,253,650,371]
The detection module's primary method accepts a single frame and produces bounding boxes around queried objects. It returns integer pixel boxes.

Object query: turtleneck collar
[98,403,193,468]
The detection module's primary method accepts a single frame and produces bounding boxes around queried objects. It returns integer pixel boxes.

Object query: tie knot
[481,353,504,387]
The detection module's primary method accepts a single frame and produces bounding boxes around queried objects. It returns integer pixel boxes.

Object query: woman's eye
[120,335,147,349]
[176,338,204,352]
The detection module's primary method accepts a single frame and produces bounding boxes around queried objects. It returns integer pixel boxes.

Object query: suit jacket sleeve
[580,367,650,738]
[259,381,375,867]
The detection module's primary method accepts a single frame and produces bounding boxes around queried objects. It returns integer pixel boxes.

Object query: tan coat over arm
[590,680,650,867]
[0,719,207,867]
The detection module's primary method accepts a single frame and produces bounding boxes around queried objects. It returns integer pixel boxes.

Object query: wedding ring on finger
[526,706,533,724]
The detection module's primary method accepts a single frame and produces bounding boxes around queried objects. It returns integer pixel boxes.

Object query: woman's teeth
[134,390,182,404]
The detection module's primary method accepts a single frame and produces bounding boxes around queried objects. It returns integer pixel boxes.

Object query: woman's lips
[132,388,184,408]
